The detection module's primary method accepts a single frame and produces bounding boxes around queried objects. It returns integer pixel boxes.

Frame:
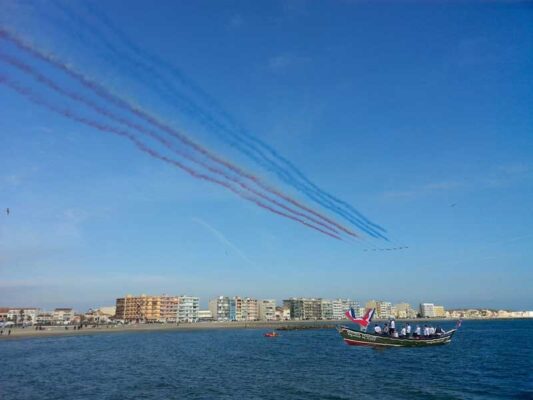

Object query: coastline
[0,317,522,341]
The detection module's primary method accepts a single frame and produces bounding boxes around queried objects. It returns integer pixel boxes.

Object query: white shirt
[392,331,399,338]
[374,326,382,333]
[390,320,396,329]
[400,327,406,336]
[423,327,429,336]
[406,325,412,334]
[415,326,421,335]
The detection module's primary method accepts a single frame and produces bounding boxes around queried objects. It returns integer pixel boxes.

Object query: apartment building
[332,299,360,320]
[258,300,276,321]
[115,295,161,322]
[177,296,199,323]
[53,308,74,324]
[420,303,436,318]
[209,296,231,321]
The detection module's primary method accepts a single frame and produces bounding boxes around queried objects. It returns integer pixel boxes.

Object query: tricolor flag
[345,308,375,328]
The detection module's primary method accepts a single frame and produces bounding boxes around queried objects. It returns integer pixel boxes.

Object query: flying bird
[450,203,457,208]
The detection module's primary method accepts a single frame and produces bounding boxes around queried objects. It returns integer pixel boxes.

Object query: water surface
[0,320,532,399]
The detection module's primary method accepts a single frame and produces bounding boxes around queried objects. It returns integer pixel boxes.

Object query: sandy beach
[0,319,344,340]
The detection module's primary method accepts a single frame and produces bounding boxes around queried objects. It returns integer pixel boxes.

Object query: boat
[337,325,457,348]
[264,331,279,337]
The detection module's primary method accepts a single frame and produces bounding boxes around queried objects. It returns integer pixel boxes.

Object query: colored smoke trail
[0,28,359,239]
[0,75,343,241]
[0,52,343,237]
[40,4,388,240]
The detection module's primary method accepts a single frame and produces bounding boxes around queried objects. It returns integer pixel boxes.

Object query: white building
[332,299,360,320]
[275,307,290,321]
[53,308,75,324]
[198,310,213,321]
[258,300,276,321]
[420,303,436,318]
[376,301,393,319]
[320,299,334,320]
[177,296,199,323]
[36,313,54,325]
[7,308,40,324]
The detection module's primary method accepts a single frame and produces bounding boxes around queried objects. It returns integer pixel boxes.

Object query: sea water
[0,319,531,399]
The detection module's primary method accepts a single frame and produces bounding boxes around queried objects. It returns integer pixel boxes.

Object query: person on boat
[400,326,407,337]
[406,323,412,337]
[373,324,382,334]
[414,325,421,337]
[435,326,445,335]
[389,318,396,334]
[423,325,430,337]
[392,330,399,338]
[383,323,389,335]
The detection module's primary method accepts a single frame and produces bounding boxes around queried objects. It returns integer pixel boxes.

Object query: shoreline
[0,317,523,341]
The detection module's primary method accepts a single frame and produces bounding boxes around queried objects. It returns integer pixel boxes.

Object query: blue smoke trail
[49,1,388,239]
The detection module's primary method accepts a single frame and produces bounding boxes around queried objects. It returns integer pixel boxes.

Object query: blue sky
[0,0,532,311]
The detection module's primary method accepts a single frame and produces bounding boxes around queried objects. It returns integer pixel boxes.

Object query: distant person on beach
[8,329,11,335]
[374,324,382,334]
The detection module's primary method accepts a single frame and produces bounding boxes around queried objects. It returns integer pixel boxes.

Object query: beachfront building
[229,297,241,321]
[6,308,40,325]
[36,312,54,325]
[53,308,75,324]
[434,305,446,318]
[394,303,417,319]
[420,303,436,318]
[376,301,393,319]
[98,307,116,317]
[228,297,259,321]
[244,298,259,321]
[84,309,112,324]
[320,299,334,320]
[365,301,393,319]
[209,296,231,321]
[159,296,180,323]
[258,300,276,321]
[177,296,199,323]
[283,298,323,320]
[332,299,360,320]
[114,294,200,323]
[198,310,213,321]
[115,295,161,322]
[275,306,291,321]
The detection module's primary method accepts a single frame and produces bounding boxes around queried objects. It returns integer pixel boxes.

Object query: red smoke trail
[0,29,359,239]
[0,52,341,237]
[0,75,342,241]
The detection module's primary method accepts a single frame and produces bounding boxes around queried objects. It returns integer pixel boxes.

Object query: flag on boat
[345,308,375,327]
